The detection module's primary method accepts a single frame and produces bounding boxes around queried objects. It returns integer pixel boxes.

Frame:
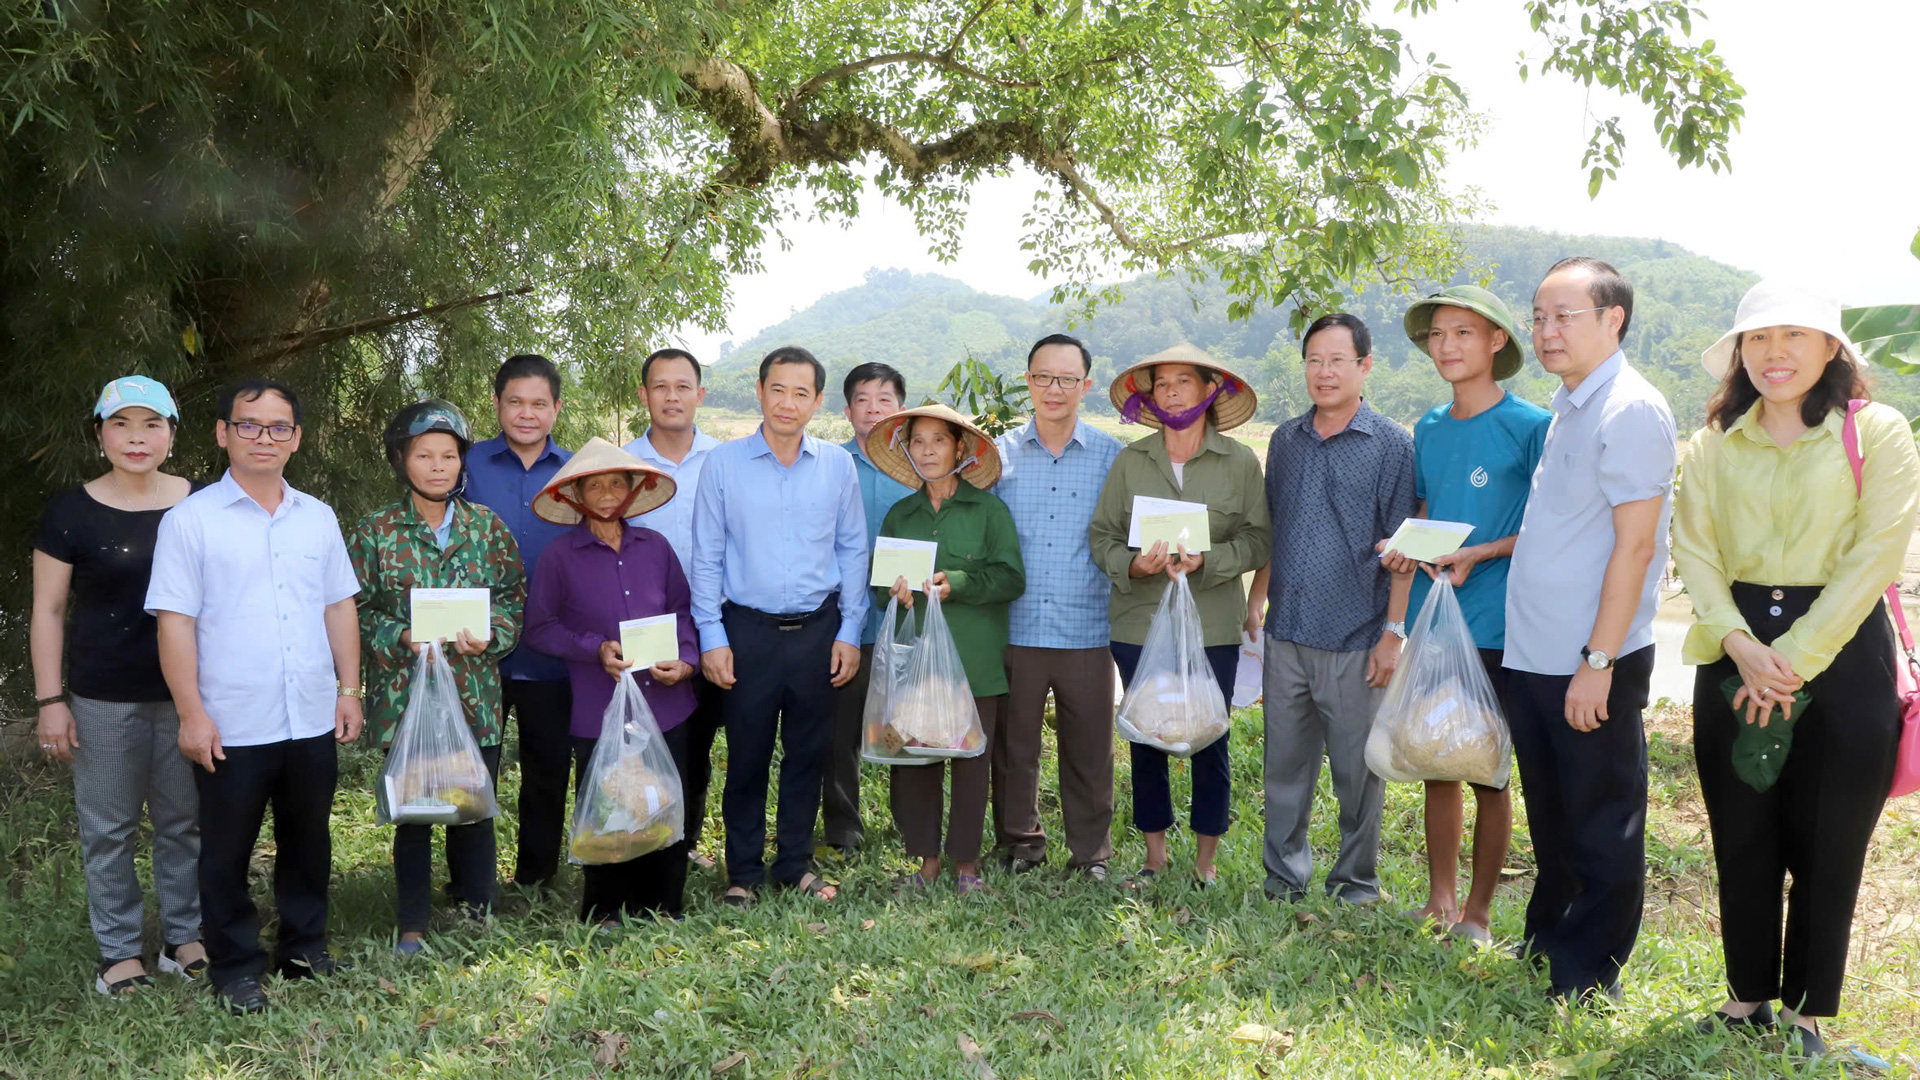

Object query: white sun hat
[1701,279,1864,379]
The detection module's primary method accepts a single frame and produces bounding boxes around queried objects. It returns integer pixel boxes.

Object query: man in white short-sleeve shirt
[147,378,363,1015]
[1502,257,1676,1004]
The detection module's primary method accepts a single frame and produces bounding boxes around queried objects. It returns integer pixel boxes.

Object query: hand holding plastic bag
[569,671,685,864]
[1116,573,1230,758]
[1365,576,1512,788]
[880,588,985,759]
[862,595,928,765]
[377,645,500,825]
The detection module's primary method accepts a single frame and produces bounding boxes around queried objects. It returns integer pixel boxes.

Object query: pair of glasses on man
[1530,306,1606,330]
[224,420,296,442]
[1025,373,1086,390]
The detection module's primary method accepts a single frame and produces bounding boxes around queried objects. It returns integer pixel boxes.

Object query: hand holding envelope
[410,589,491,655]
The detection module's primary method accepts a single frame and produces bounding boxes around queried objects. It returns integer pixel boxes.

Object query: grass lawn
[2,703,1916,1079]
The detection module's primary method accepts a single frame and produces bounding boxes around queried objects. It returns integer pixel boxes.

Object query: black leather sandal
[94,958,153,997]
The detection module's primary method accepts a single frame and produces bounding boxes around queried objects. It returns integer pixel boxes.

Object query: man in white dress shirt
[147,377,364,1015]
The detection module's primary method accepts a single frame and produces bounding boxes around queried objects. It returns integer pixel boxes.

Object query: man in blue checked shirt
[822,361,912,855]
[992,334,1124,880]
[692,346,869,905]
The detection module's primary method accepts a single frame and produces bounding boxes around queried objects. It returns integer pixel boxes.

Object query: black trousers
[393,743,501,932]
[719,600,838,888]
[1504,646,1654,996]
[193,731,337,989]
[1694,583,1901,1017]
[682,676,725,850]
[822,643,876,850]
[503,678,573,886]
[573,724,692,921]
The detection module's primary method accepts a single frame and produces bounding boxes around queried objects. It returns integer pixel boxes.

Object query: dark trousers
[573,723,693,921]
[393,743,501,933]
[890,695,1005,863]
[719,601,838,888]
[1694,584,1901,1017]
[683,676,725,850]
[999,645,1117,868]
[504,678,573,886]
[193,731,337,988]
[1504,646,1654,996]
[1111,641,1237,837]
[822,644,875,849]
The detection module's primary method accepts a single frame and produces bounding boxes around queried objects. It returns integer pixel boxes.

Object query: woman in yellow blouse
[1671,280,1920,1058]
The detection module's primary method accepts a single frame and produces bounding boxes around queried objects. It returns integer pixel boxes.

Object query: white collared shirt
[623,426,721,573]
[145,471,360,746]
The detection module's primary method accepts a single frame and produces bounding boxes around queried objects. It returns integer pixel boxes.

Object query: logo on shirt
[1469,465,1489,488]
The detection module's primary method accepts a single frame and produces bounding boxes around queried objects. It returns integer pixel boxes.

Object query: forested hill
[710,226,1920,432]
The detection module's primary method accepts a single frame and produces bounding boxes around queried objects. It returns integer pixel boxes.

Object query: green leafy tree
[2,0,1743,704]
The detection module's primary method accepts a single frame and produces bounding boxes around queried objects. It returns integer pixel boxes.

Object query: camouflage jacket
[348,496,526,747]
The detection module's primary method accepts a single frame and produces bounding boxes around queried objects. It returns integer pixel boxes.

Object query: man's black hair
[1302,312,1373,357]
[759,345,825,394]
[1027,333,1093,375]
[217,377,303,426]
[493,353,562,400]
[642,348,702,387]
[1543,256,1635,339]
[842,362,906,406]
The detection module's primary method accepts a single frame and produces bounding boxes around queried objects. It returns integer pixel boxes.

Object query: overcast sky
[675,0,1919,360]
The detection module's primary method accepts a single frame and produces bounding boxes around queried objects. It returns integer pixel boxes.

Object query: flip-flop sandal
[718,888,755,908]
[955,874,988,895]
[158,943,209,980]
[892,872,933,894]
[781,874,837,901]
[1447,921,1493,945]
[94,960,153,997]
[1124,868,1159,891]
[688,850,718,870]
[1193,871,1219,889]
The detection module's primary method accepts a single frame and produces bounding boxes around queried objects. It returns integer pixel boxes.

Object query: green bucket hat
[1403,285,1526,381]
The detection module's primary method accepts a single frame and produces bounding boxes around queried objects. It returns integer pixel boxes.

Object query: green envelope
[1719,674,1813,793]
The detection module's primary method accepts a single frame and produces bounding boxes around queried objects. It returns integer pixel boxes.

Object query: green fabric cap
[1719,673,1811,793]
[1403,285,1527,381]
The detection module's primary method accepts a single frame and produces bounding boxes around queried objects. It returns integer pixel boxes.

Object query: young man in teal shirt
[1379,285,1549,942]
[822,362,912,853]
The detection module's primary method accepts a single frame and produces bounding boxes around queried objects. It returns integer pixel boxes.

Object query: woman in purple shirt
[524,438,699,922]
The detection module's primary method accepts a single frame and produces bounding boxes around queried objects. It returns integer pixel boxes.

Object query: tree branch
[789,49,1039,102]
[947,0,1002,55]
[238,285,534,366]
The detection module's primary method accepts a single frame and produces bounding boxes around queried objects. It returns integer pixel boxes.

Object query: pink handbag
[1842,400,1920,798]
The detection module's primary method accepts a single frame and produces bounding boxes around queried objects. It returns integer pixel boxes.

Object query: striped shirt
[994,417,1123,649]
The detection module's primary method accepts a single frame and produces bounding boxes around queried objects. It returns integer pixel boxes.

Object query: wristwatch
[337,684,366,699]
[1384,621,1408,640]
[1580,646,1614,671]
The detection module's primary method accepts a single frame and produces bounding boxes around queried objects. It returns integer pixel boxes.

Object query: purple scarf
[1120,377,1240,430]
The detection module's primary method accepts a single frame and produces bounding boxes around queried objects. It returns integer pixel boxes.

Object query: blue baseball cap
[94,376,179,421]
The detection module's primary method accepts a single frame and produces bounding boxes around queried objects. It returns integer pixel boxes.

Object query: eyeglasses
[1303,356,1359,371]
[226,420,296,442]
[1025,373,1085,390]
[1530,307,1605,331]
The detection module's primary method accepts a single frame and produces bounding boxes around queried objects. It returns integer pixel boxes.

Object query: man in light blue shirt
[993,334,1123,878]
[692,346,869,904]
[622,347,725,866]
[823,362,912,854]
[1504,257,1675,1003]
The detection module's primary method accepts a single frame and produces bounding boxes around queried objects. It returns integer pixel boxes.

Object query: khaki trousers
[890,695,1005,863]
[995,646,1116,868]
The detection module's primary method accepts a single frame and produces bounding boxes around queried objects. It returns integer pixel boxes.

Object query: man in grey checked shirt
[992,334,1124,879]
[1249,313,1416,905]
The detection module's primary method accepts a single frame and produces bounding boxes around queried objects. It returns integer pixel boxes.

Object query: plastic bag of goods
[879,589,985,759]
[1364,576,1512,788]
[377,645,501,825]
[861,594,928,765]
[569,671,685,863]
[1115,573,1231,758]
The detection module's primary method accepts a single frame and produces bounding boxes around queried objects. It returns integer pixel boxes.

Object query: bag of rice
[1365,576,1512,788]
[882,588,985,759]
[1115,573,1230,758]
[377,645,500,826]
[568,671,685,863]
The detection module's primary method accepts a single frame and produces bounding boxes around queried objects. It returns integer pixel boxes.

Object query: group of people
[30,257,1915,1060]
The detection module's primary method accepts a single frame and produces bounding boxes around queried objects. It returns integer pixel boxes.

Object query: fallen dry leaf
[957,1034,999,1080]
[1228,1023,1296,1056]
[377,977,400,996]
[575,1029,629,1068]
[1294,911,1319,926]
[1011,1009,1065,1031]
[417,1007,457,1032]
[954,951,996,972]
[1328,929,1355,941]
[860,919,876,931]
[806,922,828,934]
[711,1050,747,1075]
[1173,908,1194,926]
[532,991,551,1006]
[919,1005,940,1018]
[768,963,790,985]
[1353,974,1374,989]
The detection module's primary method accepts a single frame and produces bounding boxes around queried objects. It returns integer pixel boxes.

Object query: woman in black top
[31,377,205,996]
